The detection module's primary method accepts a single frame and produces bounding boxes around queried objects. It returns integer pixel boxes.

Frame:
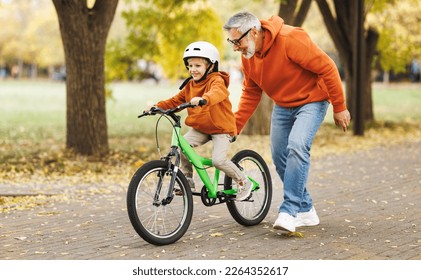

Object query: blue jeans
[270,101,329,216]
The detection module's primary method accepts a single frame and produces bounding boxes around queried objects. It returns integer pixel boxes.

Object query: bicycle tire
[224,150,272,226]
[127,160,193,245]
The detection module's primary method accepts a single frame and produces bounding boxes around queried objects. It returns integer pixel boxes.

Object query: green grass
[106,81,181,136]
[372,85,421,121]
[1,80,420,148]
[0,81,65,143]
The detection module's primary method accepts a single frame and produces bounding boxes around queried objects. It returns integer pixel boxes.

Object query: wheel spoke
[127,161,193,245]
[225,150,272,226]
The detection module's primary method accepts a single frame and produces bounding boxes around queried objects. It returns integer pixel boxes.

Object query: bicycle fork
[153,146,180,206]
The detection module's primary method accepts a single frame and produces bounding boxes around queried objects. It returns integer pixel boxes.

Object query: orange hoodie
[156,71,237,136]
[235,16,347,133]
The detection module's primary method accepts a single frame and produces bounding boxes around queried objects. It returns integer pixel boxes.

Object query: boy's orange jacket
[156,71,237,136]
[235,16,347,133]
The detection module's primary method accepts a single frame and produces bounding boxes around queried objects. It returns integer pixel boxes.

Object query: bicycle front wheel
[127,160,193,245]
[224,150,272,226]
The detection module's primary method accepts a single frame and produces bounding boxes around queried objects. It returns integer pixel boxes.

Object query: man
[223,11,351,232]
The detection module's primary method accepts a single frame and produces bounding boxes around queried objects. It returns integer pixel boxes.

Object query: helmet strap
[179,76,192,90]
[197,63,214,83]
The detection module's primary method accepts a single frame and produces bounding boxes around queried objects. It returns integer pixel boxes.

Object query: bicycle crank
[200,186,217,206]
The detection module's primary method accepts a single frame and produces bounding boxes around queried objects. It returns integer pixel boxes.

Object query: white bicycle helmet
[183,41,220,71]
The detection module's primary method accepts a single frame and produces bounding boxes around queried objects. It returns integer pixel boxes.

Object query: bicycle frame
[171,125,224,198]
[141,102,257,200]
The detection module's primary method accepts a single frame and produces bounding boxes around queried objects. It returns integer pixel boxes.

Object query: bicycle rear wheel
[224,150,272,226]
[127,160,193,245]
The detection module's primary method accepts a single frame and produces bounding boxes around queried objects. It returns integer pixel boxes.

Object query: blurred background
[1,0,419,83]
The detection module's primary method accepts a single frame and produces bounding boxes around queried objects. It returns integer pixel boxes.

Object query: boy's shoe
[235,179,252,201]
[296,207,320,227]
[273,212,296,232]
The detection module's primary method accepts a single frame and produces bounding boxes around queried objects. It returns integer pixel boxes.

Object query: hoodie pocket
[186,111,222,133]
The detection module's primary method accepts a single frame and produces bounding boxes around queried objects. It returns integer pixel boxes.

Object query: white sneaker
[296,207,320,227]
[273,212,296,232]
[235,179,252,201]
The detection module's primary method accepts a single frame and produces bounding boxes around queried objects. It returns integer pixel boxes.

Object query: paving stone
[1,142,420,260]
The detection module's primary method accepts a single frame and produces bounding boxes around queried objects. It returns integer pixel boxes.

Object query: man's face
[227,28,256,59]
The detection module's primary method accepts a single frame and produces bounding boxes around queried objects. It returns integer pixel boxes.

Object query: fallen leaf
[288,232,304,238]
[14,236,27,241]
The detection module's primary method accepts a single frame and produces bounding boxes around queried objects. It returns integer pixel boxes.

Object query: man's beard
[243,38,255,59]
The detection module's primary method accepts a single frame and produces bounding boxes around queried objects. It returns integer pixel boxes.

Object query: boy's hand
[144,105,156,113]
[190,97,204,106]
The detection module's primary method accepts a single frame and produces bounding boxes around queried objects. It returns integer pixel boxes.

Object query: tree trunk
[242,0,312,135]
[364,27,379,122]
[316,0,379,132]
[279,0,312,27]
[241,93,273,135]
[52,0,118,156]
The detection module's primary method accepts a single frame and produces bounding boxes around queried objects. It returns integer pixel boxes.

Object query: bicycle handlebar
[138,99,207,119]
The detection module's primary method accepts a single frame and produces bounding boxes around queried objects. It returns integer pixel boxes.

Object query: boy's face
[187,57,209,81]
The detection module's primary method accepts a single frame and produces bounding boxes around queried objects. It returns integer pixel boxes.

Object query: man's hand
[334,109,351,132]
[190,97,204,106]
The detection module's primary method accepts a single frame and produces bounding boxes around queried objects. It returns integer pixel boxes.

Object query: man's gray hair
[223,11,261,33]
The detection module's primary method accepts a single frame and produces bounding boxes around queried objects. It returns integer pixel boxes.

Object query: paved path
[1,142,420,260]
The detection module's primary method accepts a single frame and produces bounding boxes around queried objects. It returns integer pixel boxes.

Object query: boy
[145,41,252,201]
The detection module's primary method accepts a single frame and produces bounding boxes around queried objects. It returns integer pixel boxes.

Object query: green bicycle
[127,101,272,245]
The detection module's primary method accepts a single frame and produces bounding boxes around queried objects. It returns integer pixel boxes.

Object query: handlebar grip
[198,99,207,106]
[138,106,160,118]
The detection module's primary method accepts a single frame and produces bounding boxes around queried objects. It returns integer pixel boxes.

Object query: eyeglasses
[227,28,252,46]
